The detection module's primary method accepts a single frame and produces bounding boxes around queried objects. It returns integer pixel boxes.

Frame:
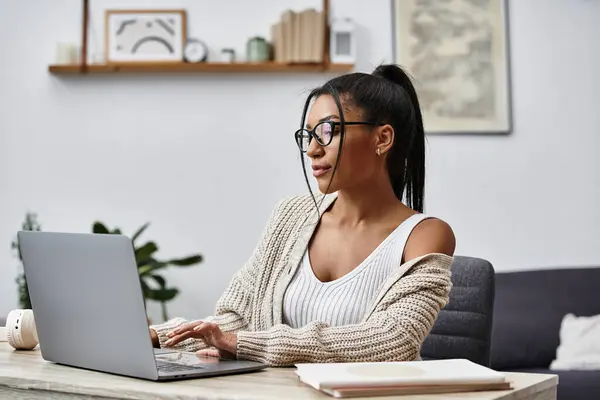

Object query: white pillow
[550,313,600,370]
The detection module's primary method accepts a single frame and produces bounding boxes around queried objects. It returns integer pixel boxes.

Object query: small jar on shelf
[220,48,236,63]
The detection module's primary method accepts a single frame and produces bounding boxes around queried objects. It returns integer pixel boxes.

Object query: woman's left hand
[164,321,237,359]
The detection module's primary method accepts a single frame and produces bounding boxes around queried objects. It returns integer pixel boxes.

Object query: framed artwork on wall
[105,9,187,63]
[393,0,511,134]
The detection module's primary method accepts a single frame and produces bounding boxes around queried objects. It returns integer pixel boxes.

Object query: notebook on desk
[295,359,511,398]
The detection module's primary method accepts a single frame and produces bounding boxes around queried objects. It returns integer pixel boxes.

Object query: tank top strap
[389,213,433,265]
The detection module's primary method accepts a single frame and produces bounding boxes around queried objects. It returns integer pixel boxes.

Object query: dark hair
[299,64,426,212]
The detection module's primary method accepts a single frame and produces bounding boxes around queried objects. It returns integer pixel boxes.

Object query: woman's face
[304,95,382,194]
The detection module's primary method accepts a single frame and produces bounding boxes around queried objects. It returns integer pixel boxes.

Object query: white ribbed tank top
[283,214,430,329]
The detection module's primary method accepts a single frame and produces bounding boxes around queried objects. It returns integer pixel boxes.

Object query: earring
[377,148,381,156]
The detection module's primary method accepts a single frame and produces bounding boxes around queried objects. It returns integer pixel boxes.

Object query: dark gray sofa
[490,267,600,400]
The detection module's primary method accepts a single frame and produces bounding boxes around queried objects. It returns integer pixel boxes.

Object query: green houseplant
[92,221,203,322]
[12,212,42,309]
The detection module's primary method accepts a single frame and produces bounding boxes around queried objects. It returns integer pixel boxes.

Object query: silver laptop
[17,231,266,381]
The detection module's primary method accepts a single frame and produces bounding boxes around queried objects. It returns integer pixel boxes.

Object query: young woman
[149,64,456,366]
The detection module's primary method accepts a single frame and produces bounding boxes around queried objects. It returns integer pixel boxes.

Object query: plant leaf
[138,264,151,275]
[132,223,150,243]
[145,288,178,302]
[93,222,110,234]
[135,242,158,264]
[149,274,166,288]
[140,277,150,297]
[112,228,122,234]
[138,260,167,276]
[166,254,203,266]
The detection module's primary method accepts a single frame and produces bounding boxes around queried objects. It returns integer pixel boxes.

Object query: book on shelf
[295,358,512,398]
[271,8,326,64]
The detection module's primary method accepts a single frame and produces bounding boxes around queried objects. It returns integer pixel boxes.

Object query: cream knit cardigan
[151,193,453,367]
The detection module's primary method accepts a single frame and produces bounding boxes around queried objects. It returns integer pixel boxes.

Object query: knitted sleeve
[150,199,286,352]
[235,253,452,366]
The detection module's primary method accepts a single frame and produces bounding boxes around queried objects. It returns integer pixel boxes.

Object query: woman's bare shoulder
[404,217,456,261]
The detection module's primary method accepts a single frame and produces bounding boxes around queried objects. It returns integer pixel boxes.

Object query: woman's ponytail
[372,64,425,213]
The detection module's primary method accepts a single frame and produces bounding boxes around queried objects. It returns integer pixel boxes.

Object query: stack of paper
[295,359,511,398]
[270,8,325,64]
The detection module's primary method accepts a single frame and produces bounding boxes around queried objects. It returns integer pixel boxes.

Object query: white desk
[0,342,557,399]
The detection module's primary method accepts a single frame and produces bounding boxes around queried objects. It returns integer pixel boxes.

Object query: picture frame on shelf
[393,0,511,134]
[105,9,187,64]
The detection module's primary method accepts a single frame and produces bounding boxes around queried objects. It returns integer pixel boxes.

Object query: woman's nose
[306,137,324,158]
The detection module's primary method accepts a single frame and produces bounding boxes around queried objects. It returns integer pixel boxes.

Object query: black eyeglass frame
[294,121,381,152]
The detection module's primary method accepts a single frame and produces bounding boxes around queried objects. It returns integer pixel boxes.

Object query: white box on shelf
[330,18,356,64]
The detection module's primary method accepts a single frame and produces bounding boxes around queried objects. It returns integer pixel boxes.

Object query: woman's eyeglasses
[294,121,379,152]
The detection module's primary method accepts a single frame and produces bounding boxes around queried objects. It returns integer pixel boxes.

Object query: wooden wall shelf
[48,62,354,75]
[53,0,345,77]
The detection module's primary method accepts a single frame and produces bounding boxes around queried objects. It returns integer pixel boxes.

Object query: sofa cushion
[491,267,600,370]
[551,313,600,370]
[506,367,600,400]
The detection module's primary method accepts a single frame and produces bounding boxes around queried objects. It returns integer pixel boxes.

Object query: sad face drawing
[107,11,185,62]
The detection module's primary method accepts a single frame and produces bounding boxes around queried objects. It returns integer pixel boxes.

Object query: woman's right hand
[150,328,160,348]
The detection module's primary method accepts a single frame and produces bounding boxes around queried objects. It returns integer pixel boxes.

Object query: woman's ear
[374,124,394,155]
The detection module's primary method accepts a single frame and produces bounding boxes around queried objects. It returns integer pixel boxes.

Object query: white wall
[1,0,599,322]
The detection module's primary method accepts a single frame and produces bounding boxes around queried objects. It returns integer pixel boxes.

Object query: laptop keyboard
[154,349,208,373]
[156,360,205,372]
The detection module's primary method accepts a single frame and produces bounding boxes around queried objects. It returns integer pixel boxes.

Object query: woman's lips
[312,165,332,177]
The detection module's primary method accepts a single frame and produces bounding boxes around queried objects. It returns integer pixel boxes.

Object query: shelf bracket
[81,0,89,73]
